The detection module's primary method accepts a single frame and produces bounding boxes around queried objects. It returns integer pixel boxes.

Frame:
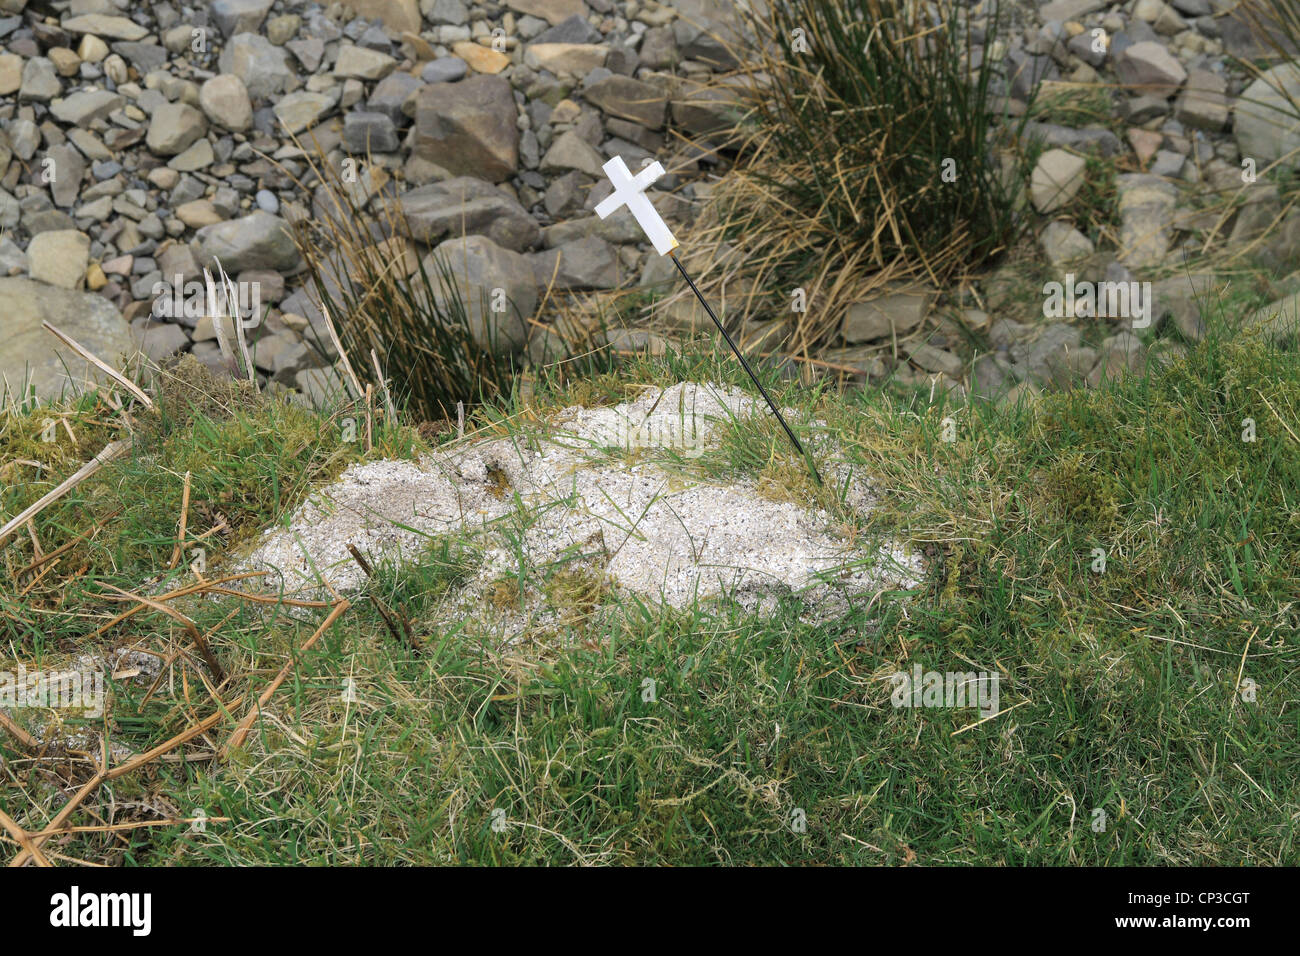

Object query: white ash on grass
[238,383,922,632]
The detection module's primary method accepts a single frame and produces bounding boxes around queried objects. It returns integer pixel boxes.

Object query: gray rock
[1174,68,1228,131]
[398,177,541,251]
[45,144,85,209]
[296,366,348,407]
[146,102,207,156]
[333,44,397,80]
[423,0,469,26]
[1114,40,1187,93]
[61,14,148,41]
[200,74,254,131]
[286,36,325,72]
[195,211,302,273]
[1031,148,1088,213]
[27,229,89,289]
[111,41,168,74]
[907,343,964,378]
[842,286,934,343]
[129,316,190,362]
[368,71,423,123]
[582,75,667,129]
[540,129,606,176]
[542,213,644,247]
[1039,219,1095,264]
[1009,322,1084,387]
[219,33,292,100]
[414,75,519,182]
[49,89,122,126]
[1150,272,1217,340]
[1244,291,1300,343]
[1234,63,1300,173]
[274,91,337,135]
[1087,331,1145,387]
[424,234,537,353]
[1116,173,1177,268]
[343,111,400,152]
[421,56,468,83]
[671,0,745,68]
[211,0,274,37]
[529,235,620,289]
[0,277,134,401]
[19,57,60,101]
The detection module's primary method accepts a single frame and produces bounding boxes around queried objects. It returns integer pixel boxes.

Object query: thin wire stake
[669,250,822,485]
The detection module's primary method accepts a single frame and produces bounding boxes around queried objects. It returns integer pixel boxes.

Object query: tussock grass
[679,0,1036,354]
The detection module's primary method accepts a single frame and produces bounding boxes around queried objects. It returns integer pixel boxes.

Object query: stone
[907,343,964,378]
[1127,127,1164,165]
[1039,219,1095,264]
[422,56,468,83]
[398,177,541,251]
[582,75,667,129]
[540,129,605,176]
[452,40,511,74]
[49,89,122,127]
[1174,68,1228,131]
[334,44,397,80]
[45,144,85,208]
[1039,0,1107,19]
[342,0,422,35]
[0,52,20,95]
[414,74,519,182]
[1086,331,1146,387]
[0,277,134,401]
[343,111,400,152]
[200,74,254,131]
[219,33,292,100]
[505,0,587,27]
[211,0,274,36]
[195,211,302,273]
[130,317,190,362]
[672,0,746,68]
[367,71,424,122]
[1010,322,1083,387]
[1031,148,1088,213]
[176,200,225,229]
[524,42,609,75]
[27,229,91,289]
[1235,64,1300,173]
[1151,272,1217,340]
[168,138,215,172]
[534,13,600,45]
[1150,149,1185,178]
[1116,173,1177,268]
[1243,291,1300,343]
[1114,40,1187,93]
[842,286,934,343]
[19,57,61,101]
[273,91,336,135]
[286,37,325,72]
[529,235,619,289]
[296,366,348,406]
[425,234,537,352]
[61,14,148,41]
[146,102,207,156]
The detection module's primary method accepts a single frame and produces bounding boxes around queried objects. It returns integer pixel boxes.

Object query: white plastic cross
[594,156,679,256]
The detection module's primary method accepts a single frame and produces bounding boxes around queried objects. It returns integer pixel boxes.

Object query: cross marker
[596,155,821,485]
[595,156,679,256]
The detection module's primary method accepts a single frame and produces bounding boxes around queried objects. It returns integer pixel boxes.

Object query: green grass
[1,312,1297,865]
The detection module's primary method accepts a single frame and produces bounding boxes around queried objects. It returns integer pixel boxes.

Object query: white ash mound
[238,383,922,622]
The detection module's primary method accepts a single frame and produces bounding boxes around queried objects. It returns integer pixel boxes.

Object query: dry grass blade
[0,440,131,552]
[224,600,351,754]
[40,321,154,409]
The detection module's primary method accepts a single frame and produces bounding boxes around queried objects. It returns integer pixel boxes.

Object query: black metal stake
[669,250,822,486]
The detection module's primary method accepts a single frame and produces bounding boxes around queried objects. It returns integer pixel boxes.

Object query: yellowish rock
[452,41,511,75]
[85,262,107,291]
[48,47,82,77]
[77,34,110,63]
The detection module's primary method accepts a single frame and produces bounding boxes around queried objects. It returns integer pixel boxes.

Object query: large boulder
[414,75,519,182]
[424,235,537,353]
[1235,63,1300,174]
[0,277,134,402]
[397,177,541,251]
